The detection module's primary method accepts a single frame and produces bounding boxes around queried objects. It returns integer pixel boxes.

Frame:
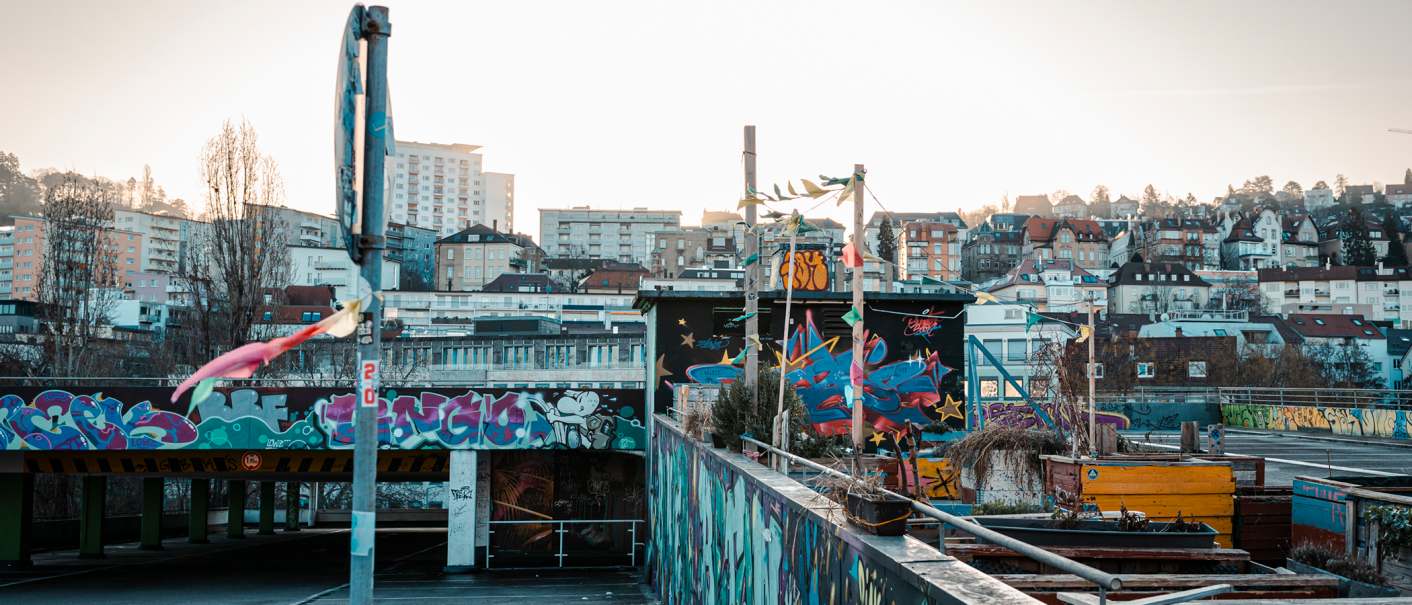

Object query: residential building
[863,211,967,258]
[389,141,507,237]
[257,285,336,336]
[1255,266,1398,321]
[1192,270,1262,311]
[269,206,345,250]
[964,303,1077,401]
[1304,188,1335,212]
[1012,195,1053,218]
[642,265,746,292]
[1388,183,1412,209]
[1110,195,1139,219]
[1020,218,1111,270]
[1107,261,1212,313]
[1279,215,1320,268]
[1345,184,1377,205]
[109,299,169,333]
[1220,211,1280,270]
[539,206,682,266]
[386,222,437,288]
[899,220,961,281]
[579,264,653,294]
[1318,215,1390,265]
[1138,217,1215,271]
[1137,310,1297,352]
[10,216,144,301]
[650,227,737,278]
[0,226,13,297]
[961,223,1023,284]
[414,318,646,389]
[433,224,527,291]
[1283,313,1389,387]
[482,172,515,234]
[1053,194,1088,219]
[987,258,1109,312]
[113,210,184,274]
[127,272,171,303]
[290,244,399,301]
[381,289,642,337]
[1389,329,1412,388]
[0,299,37,334]
[481,273,557,293]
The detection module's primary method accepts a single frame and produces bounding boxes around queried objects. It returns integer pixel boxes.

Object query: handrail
[739,434,1123,593]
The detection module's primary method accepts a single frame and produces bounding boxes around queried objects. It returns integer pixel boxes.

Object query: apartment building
[650,227,737,278]
[1012,195,1053,218]
[1110,195,1140,219]
[1258,265,1412,325]
[964,303,1078,400]
[539,207,681,266]
[0,226,13,297]
[863,211,967,258]
[390,141,510,237]
[1318,216,1391,266]
[113,210,185,274]
[10,216,143,301]
[381,288,643,338]
[1138,217,1215,271]
[1304,188,1336,212]
[1107,261,1211,313]
[986,258,1108,312]
[432,224,531,291]
[1053,195,1088,219]
[898,220,961,281]
[290,244,399,301]
[961,223,1023,284]
[1279,215,1320,268]
[1020,218,1110,270]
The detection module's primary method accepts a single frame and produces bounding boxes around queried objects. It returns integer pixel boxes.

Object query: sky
[4,1,1412,242]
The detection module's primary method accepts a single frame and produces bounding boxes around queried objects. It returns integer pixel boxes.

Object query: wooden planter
[1043,455,1236,548]
[1234,486,1291,565]
[845,493,911,537]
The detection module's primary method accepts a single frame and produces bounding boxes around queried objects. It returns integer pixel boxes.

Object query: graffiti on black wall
[0,386,645,451]
[653,296,967,436]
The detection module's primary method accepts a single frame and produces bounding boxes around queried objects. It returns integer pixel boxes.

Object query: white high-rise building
[387,141,514,237]
[483,172,515,234]
[539,207,682,265]
[113,210,188,275]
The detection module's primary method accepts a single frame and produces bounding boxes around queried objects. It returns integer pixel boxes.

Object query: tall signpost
[743,126,759,412]
[336,5,390,605]
[850,165,866,462]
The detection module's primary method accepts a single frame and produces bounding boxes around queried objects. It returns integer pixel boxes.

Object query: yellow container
[1044,456,1236,548]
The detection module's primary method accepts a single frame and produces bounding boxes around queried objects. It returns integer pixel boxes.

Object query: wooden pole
[1088,295,1096,457]
[744,126,760,414]
[775,212,799,454]
[851,164,867,458]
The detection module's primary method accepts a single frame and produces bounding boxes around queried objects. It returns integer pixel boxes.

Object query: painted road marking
[1138,441,1399,476]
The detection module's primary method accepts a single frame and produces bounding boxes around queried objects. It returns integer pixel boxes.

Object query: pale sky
[4,1,1412,242]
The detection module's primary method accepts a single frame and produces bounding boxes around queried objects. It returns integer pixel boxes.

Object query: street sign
[334,5,365,262]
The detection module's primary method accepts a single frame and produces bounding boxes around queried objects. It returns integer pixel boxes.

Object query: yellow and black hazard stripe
[21,450,450,474]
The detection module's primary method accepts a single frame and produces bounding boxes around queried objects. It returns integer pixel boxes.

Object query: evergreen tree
[1405,168,1411,184]
[876,219,898,266]
[1385,212,1410,267]
[1344,207,1377,266]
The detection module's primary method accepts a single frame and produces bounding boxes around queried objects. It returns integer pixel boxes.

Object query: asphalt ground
[1126,429,1412,485]
[0,528,654,604]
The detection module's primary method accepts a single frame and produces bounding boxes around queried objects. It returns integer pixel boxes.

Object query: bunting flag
[1075,325,1092,343]
[850,360,865,385]
[741,253,759,267]
[974,291,1000,304]
[731,311,757,322]
[820,174,850,187]
[747,334,763,348]
[787,182,801,197]
[841,242,864,268]
[737,196,764,210]
[835,177,856,207]
[174,298,366,406]
[1025,312,1043,333]
[801,179,830,199]
[730,345,751,365]
[862,250,887,263]
[773,184,795,200]
[763,211,785,219]
[842,306,862,327]
[920,276,944,284]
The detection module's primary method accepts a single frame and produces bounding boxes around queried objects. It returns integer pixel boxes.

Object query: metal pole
[743,126,760,414]
[850,165,866,456]
[775,212,799,457]
[1088,295,1096,456]
[350,7,389,605]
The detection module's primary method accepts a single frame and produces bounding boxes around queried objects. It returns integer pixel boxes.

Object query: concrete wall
[1221,403,1412,440]
[649,415,1037,604]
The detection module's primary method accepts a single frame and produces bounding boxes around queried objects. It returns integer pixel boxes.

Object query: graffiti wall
[777,249,830,292]
[651,418,936,604]
[489,450,644,564]
[651,294,968,438]
[1221,403,1412,441]
[0,386,645,451]
[983,399,1219,432]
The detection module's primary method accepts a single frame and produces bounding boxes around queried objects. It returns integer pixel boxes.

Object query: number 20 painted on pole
[359,360,379,408]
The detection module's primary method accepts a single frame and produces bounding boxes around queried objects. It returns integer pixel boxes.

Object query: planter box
[1286,558,1403,599]
[1043,455,1236,548]
[845,493,911,537]
[971,516,1217,549]
[960,451,1043,507]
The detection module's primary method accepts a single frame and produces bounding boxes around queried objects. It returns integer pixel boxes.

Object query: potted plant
[1286,544,1401,599]
[844,487,913,537]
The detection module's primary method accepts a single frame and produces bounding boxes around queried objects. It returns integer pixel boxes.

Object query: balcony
[300,220,320,229]
[314,262,343,270]
[1387,289,1400,296]
[509,257,528,268]
[139,313,161,323]
[1386,303,1402,311]
[299,233,321,243]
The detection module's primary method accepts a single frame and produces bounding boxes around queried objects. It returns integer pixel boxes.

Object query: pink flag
[842,241,864,268]
[850,360,865,385]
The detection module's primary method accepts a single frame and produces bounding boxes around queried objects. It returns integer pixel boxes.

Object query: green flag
[920,276,944,284]
[741,253,759,267]
[731,345,751,365]
[842,306,862,327]
[731,311,757,322]
[1025,312,1043,333]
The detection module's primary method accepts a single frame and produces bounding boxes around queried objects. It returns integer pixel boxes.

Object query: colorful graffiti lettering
[0,387,646,451]
[684,310,958,436]
[778,249,829,292]
[903,314,943,337]
[695,337,729,351]
[1222,403,1412,440]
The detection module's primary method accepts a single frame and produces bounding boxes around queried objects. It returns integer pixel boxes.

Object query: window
[1365,283,1378,291]
[1088,363,1104,378]
[1137,363,1154,378]
[1006,340,1026,362]
[263,311,272,321]
[1189,361,1207,377]
[1004,308,1021,320]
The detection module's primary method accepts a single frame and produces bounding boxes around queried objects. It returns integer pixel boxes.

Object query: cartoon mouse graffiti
[534,390,601,448]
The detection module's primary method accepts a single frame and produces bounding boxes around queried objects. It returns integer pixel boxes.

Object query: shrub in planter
[710,366,842,457]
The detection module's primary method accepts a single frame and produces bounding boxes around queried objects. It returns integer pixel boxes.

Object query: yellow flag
[737,197,763,210]
[974,291,1000,304]
[862,250,886,263]
[787,182,800,197]
[1075,325,1091,343]
[835,177,856,207]
[801,179,829,199]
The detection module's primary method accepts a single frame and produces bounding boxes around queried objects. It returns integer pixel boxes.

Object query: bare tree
[1208,274,1270,315]
[1141,284,1177,313]
[176,119,293,369]
[34,176,123,379]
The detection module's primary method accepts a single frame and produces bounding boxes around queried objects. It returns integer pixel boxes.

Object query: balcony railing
[434,361,641,372]
[313,262,343,270]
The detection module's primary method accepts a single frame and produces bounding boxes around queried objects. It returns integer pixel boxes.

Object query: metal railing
[1218,387,1412,410]
[737,435,1123,594]
[485,519,643,569]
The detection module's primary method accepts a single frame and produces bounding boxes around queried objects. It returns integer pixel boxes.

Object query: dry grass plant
[948,426,1066,493]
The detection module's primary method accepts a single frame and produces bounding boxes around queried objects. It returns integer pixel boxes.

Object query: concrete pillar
[140,477,165,551]
[308,482,320,528]
[78,476,106,559]
[258,481,276,535]
[0,473,34,566]
[189,479,210,544]
[285,482,301,532]
[444,450,477,572]
[227,480,246,539]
